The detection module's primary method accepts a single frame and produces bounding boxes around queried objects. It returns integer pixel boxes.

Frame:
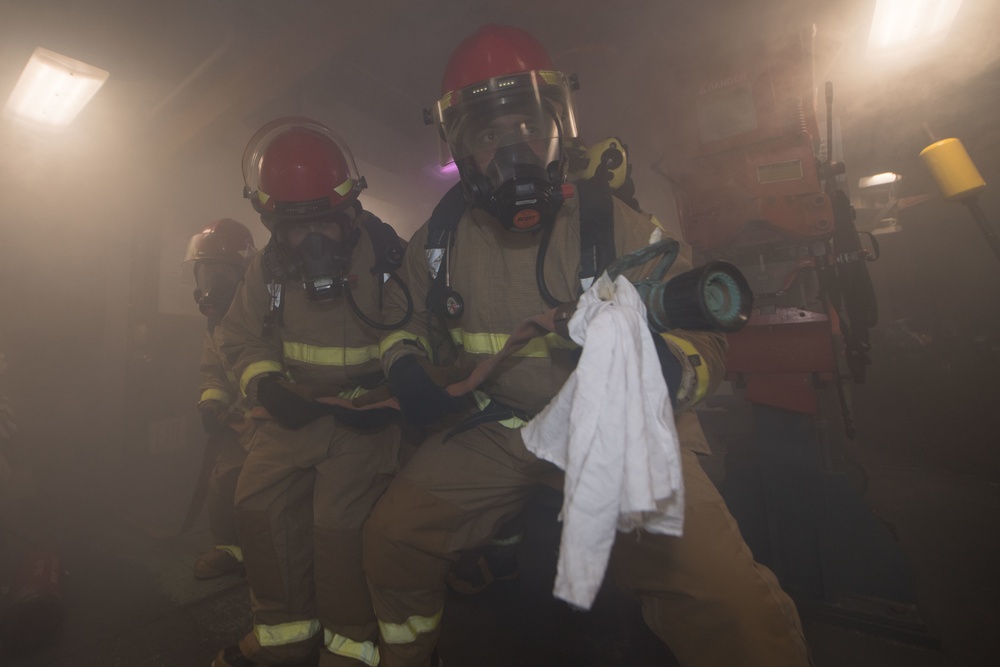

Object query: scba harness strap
[424,165,635,317]
[424,154,642,434]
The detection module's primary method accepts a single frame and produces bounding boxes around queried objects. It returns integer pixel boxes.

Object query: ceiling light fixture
[868,0,963,54]
[3,47,109,127]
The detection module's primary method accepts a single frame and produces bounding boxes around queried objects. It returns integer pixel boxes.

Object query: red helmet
[183,218,256,267]
[431,26,579,232]
[431,25,579,167]
[242,117,365,225]
[441,24,555,95]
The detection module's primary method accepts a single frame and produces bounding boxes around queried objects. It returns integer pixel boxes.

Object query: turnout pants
[207,428,248,554]
[363,421,811,667]
[235,415,408,666]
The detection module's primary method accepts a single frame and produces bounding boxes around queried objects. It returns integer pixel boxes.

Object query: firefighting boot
[193,547,244,579]
[211,645,320,667]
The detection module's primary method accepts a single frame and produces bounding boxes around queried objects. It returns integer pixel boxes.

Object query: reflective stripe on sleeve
[199,388,230,404]
[254,619,322,647]
[450,329,577,357]
[240,360,284,395]
[282,341,379,366]
[379,330,429,358]
[377,608,443,645]
[660,333,711,407]
[324,630,380,666]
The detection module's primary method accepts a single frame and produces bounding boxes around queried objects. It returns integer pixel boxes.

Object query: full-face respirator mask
[432,69,579,234]
[462,138,567,233]
[265,211,360,302]
[193,262,241,327]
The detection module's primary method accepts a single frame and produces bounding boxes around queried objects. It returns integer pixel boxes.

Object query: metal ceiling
[2,0,999,234]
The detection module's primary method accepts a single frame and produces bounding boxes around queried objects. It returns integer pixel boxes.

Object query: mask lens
[461,111,559,184]
[193,262,239,315]
[292,231,351,301]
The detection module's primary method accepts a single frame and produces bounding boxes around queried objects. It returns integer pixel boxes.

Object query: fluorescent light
[4,47,109,127]
[868,0,963,53]
[858,172,902,188]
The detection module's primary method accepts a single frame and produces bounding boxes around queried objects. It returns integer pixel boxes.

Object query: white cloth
[521,273,685,610]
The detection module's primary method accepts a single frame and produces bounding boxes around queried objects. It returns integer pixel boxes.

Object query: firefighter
[184,218,257,579]
[213,118,412,667]
[361,25,812,667]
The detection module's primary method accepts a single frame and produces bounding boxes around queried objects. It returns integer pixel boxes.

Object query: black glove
[650,331,683,405]
[199,400,231,435]
[256,374,335,430]
[387,355,462,426]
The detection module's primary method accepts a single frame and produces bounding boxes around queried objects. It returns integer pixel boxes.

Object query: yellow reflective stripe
[661,333,711,407]
[240,360,284,395]
[648,214,665,230]
[254,619,321,647]
[473,391,528,430]
[216,545,243,562]
[282,341,379,366]
[451,329,577,357]
[379,330,429,358]
[378,608,442,645]
[324,630,379,666]
[491,533,523,547]
[333,178,354,197]
[199,388,230,404]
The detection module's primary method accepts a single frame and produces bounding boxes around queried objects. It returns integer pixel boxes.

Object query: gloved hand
[199,400,231,435]
[551,301,577,340]
[256,374,335,430]
[387,355,463,426]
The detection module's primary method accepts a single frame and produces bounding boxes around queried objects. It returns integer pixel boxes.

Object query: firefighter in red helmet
[362,25,811,666]
[184,218,257,579]
[431,25,577,233]
[213,118,413,667]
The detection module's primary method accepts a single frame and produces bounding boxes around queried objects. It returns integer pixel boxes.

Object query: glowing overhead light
[868,0,963,54]
[858,172,902,188]
[3,47,109,127]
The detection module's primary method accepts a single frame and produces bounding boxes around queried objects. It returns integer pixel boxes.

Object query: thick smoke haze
[0,2,997,662]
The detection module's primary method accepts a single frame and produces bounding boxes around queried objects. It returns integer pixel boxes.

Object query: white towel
[521,273,684,610]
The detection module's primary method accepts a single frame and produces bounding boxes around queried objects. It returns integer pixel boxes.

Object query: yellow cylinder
[919,138,987,202]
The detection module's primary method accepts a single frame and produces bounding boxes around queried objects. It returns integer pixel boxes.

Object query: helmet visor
[183,229,253,265]
[434,70,578,166]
